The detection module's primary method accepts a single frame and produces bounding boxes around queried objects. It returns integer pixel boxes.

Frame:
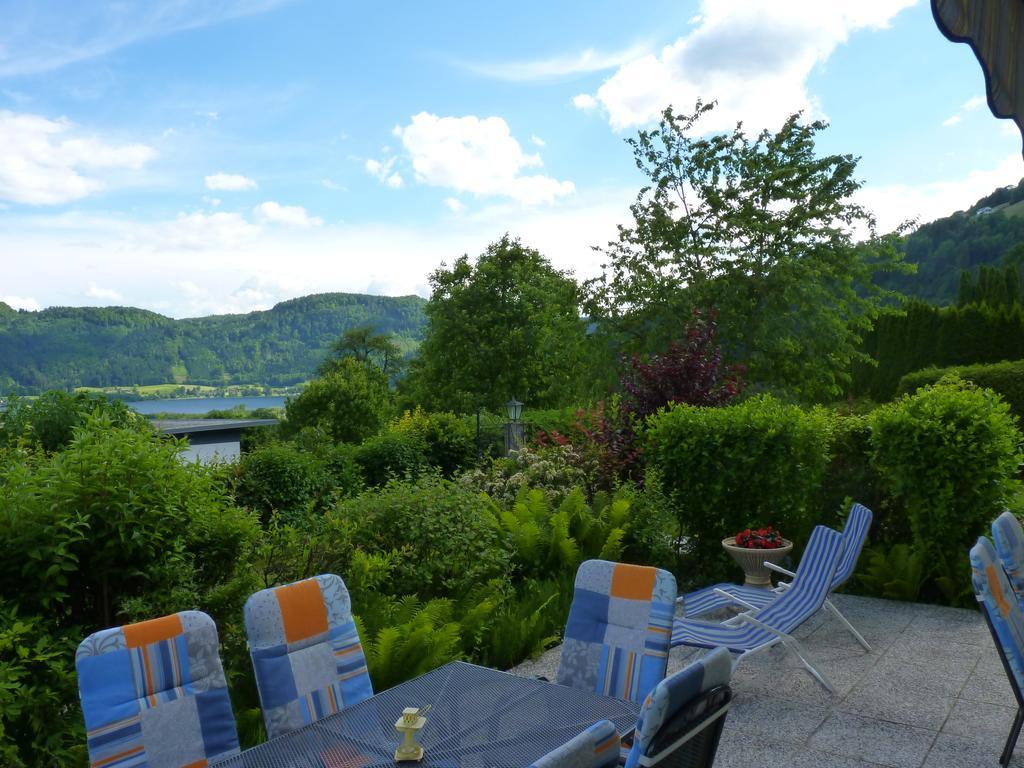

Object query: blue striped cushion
[971,536,1024,693]
[993,511,1024,603]
[623,647,732,768]
[529,719,619,768]
[671,526,843,650]
[244,573,373,739]
[76,610,239,768]
[557,560,677,704]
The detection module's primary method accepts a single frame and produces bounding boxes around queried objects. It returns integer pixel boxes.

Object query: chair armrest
[764,561,796,578]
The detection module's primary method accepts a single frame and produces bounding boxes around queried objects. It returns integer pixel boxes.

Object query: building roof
[152,418,278,435]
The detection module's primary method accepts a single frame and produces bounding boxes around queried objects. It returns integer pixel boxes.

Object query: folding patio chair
[679,502,874,651]
[621,646,733,768]
[528,719,620,768]
[971,535,1024,767]
[992,510,1024,605]
[671,525,845,692]
[556,559,677,705]
[244,573,373,739]
[76,610,240,768]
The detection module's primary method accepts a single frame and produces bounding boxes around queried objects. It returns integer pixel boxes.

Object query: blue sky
[1,0,1021,317]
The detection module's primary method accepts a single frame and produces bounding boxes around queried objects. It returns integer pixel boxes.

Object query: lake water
[129,395,287,415]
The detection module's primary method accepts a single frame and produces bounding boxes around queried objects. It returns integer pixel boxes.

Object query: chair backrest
[833,503,873,587]
[76,610,240,768]
[556,560,677,704]
[992,511,1024,601]
[244,573,373,739]
[623,646,732,768]
[753,526,843,636]
[529,719,620,768]
[970,536,1024,696]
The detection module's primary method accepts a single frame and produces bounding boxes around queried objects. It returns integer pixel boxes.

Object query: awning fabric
[933,0,1024,151]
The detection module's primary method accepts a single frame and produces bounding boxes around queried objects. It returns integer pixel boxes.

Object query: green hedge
[870,377,1022,604]
[644,395,832,585]
[897,360,1024,423]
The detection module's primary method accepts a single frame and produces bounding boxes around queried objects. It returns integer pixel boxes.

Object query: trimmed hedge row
[644,379,1023,603]
[897,360,1024,423]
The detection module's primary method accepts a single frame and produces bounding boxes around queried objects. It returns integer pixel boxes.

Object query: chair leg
[1001,706,1024,767]
[824,598,872,652]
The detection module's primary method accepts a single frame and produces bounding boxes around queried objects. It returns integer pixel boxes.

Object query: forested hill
[0,293,426,393]
[881,177,1024,305]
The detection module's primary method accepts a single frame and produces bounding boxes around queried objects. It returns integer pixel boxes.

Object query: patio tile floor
[510,593,1021,767]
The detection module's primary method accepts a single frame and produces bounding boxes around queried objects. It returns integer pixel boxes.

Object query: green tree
[283,357,391,443]
[585,101,909,401]
[318,325,403,377]
[407,235,586,412]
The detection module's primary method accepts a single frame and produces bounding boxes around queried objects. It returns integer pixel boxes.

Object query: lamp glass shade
[505,398,523,421]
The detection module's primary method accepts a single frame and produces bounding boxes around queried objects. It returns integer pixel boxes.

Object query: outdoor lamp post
[505,398,523,422]
[503,398,525,455]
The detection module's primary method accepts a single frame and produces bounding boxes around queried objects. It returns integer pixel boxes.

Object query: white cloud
[444,197,464,213]
[253,201,323,228]
[942,114,962,127]
[460,44,649,81]
[395,112,575,205]
[963,95,987,111]
[204,172,257,191]
[0,1,290,77]
[321,178,344,191]
[86,282,122,301]
[151,211,260,250]
[577,0,917,132]
[365,157,404,188]
[201,195,222,207]
[531,135,546,147]
[0,110,155,204]
[858,153,1024,233]
[1,295,41,311]
[572,94,598,111]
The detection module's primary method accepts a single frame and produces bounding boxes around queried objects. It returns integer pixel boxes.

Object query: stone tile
[905,613,989,647]
[714,729,798,768]
[788,747,892,767]
[836,677,955,731]
[809,712,936,767]
[923,732,1024,768]
[959,663,1015,706]
[942,698,1019,741]
[886,636,983,670]
[726,693,830,744]
[855,652,970,698]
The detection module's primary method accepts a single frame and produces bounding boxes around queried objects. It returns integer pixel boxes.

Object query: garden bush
[870,376,1022,604]
[282,357,392,443]
[897,359,1024,423]
[645,395,831,585]
[234,443,332,518]
[0,391,139,452]
[355,431,429,487]
[328,475,512,599]
[389,408,476,477]
[458,443,598,507]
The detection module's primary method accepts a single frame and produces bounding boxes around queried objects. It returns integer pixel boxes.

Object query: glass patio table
[218,660,640,768]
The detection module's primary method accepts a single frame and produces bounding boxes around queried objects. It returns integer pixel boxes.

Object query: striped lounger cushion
[529,719,620,768]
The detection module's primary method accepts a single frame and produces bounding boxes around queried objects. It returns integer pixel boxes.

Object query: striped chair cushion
[992,511,1024,602]
[833,503,873,586]
[529,719,619,768]
[244,573,373,739]
[622,647,732,768]
[76,610,240,768]
[556,560,677,704]
[970,536,1024,693]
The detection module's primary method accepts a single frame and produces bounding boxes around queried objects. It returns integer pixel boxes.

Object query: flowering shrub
[733,527,785,549]
[457,443,598,507]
